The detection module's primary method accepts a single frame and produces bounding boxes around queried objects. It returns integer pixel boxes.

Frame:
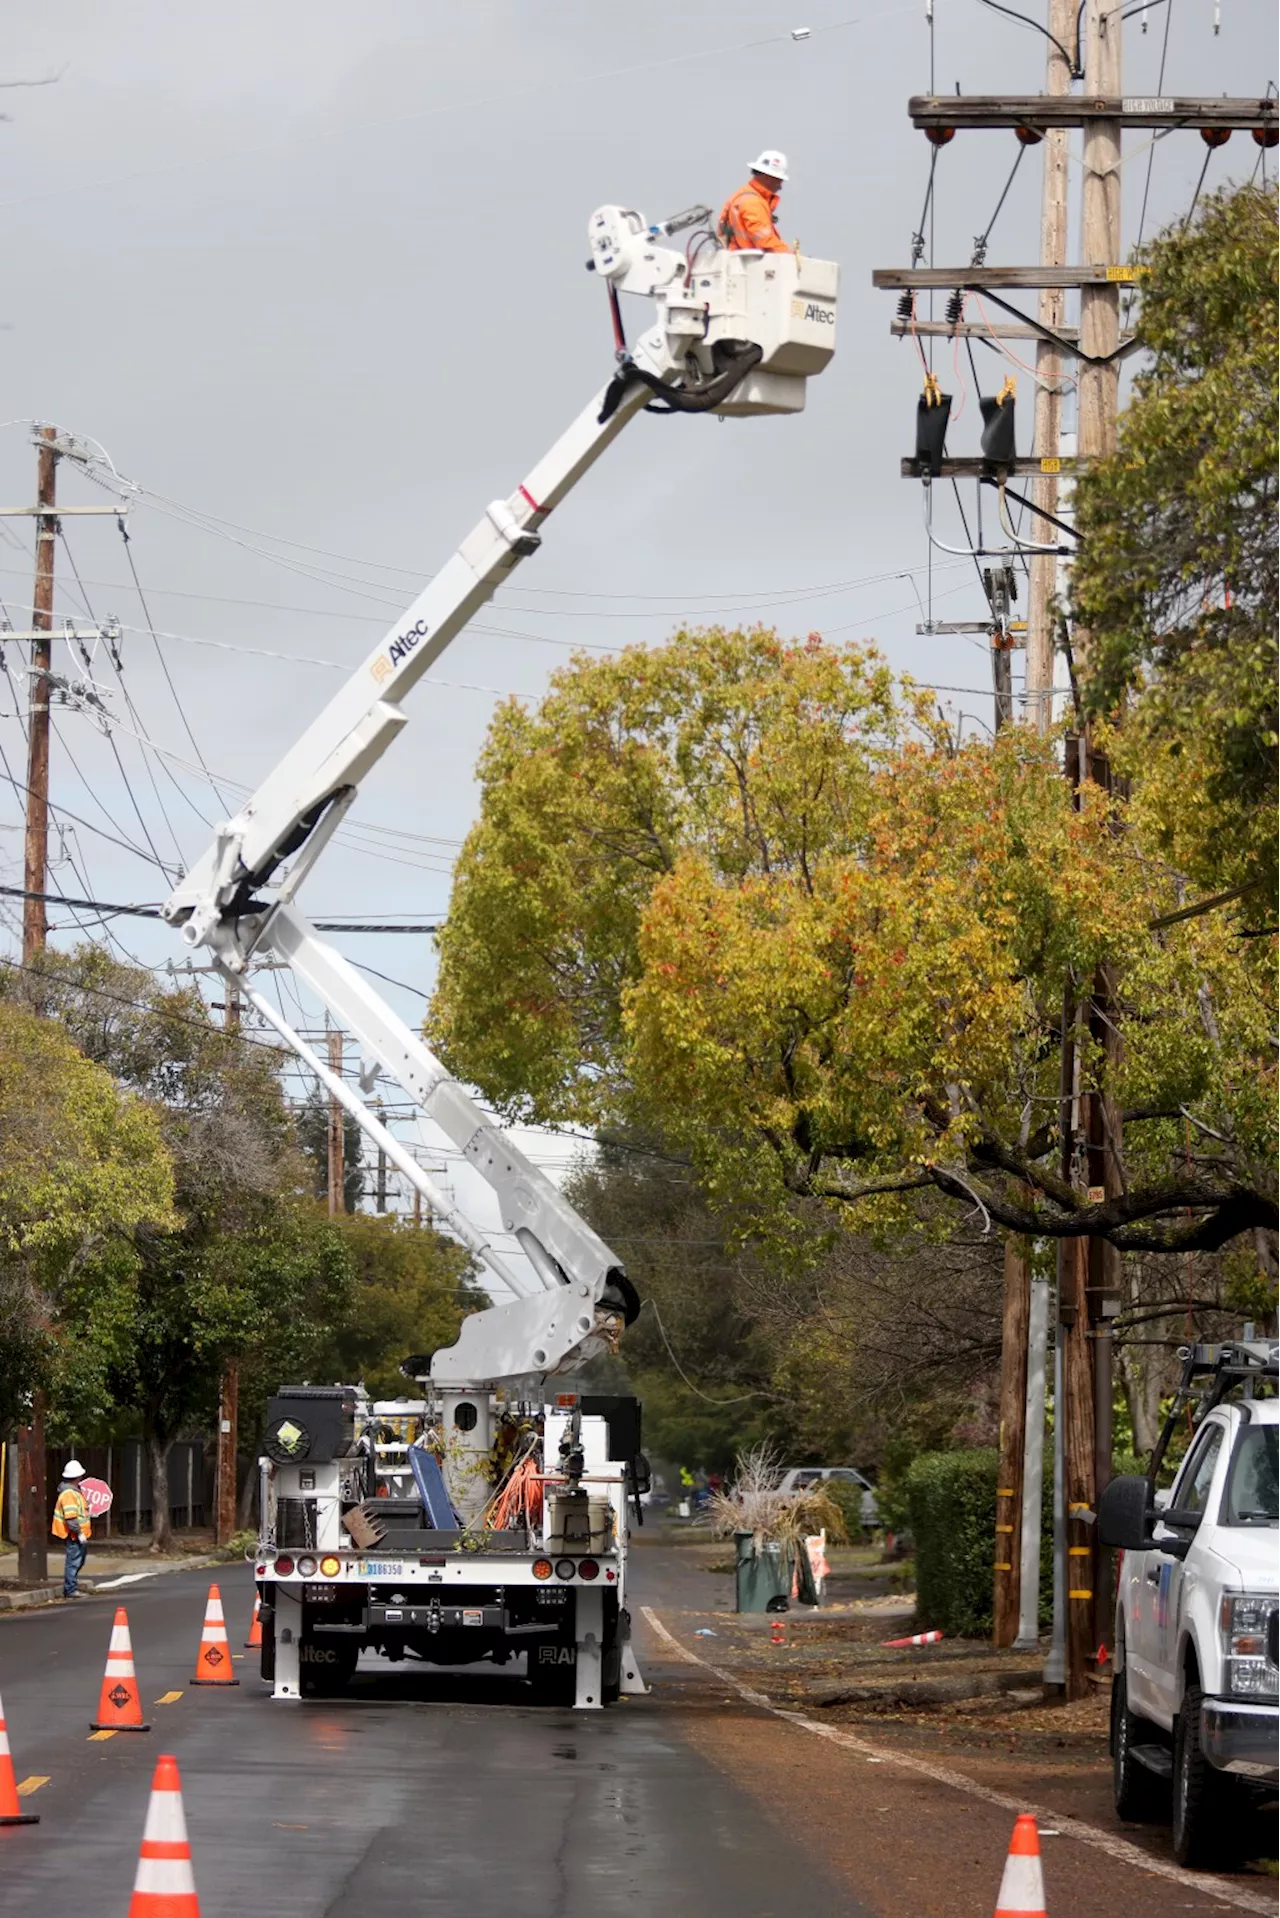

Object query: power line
[0,881,443,931]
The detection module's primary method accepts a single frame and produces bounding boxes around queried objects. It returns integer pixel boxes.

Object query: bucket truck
[163,204,838,1706]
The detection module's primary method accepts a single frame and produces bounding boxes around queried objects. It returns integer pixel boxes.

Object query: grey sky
[1,1,1274,1261]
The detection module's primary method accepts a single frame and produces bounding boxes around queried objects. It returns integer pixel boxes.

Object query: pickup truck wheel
[1173,1680,1235,1867]
[1111,1667,1166,1823]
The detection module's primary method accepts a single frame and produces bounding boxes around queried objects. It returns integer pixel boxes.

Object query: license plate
[356,1559,405,1577]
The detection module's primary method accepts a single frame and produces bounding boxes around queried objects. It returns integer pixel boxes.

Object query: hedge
[907,1444,1056,1638]
[907,1448,1000,1637]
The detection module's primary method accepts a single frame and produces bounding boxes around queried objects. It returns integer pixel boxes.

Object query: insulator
[1200,127,1232,148]
[944,290,964,329]
[925,125,956,147]
[1014,125,1043,146]
[1251,125,1279,147]
[897,290,915,321]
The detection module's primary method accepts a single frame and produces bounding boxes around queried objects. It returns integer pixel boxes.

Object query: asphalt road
[0,1559,861,1918]
[1,1550,1273,1917]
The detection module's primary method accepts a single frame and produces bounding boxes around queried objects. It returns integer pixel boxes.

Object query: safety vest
[52,1483,91,1541]
[717,180,790,254]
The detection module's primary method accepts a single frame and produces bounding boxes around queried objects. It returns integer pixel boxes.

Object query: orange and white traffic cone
[189,1584,239,1687]
[91,1606,151,1732]
[0,1686,38,1826]
[993,1812,1047,1918]
[244,1591,262,1650]
[128,1753,201,1917]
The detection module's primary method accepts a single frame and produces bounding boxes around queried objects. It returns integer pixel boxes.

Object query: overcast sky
[1,1,1274,1286]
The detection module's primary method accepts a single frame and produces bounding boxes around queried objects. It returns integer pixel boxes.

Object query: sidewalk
[0,1531,227,1611]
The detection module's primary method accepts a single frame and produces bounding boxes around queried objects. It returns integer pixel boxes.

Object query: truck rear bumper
[1202,1698,1280,1779]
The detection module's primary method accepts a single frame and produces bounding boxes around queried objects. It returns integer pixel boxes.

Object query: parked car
[778,1465,879,1531]
[1100,1339,1278,1868]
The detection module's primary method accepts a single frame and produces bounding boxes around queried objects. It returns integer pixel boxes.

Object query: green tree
[1072,182,1279,903]
[0,1000,176,1434]
[3,948,352,1545]
[294,1084,365,1213]
[431,630,1276,1264]
[305,1211,484,1398]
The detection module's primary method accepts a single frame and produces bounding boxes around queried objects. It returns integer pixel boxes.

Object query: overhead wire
[0,3,922,216]
[55,528,188,873]
[117,519,233,814]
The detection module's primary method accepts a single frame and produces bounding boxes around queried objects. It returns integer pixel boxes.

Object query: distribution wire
[55,527,187,873]
[117,517,233,814]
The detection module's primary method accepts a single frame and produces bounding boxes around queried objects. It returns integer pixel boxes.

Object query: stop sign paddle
[79,1477,113,1519]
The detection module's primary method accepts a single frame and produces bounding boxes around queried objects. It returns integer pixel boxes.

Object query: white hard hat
[62,1459,86,1480]
[750,149,789,182]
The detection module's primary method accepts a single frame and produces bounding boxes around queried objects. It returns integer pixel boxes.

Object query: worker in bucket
[718,150,792,253]
[52,1457,92,1598]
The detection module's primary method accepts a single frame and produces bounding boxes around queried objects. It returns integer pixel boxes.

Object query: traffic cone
[769,1617,786,1647]
[244,1591,262,1650]
[882,1628,945,1648]
[0,1686,38,1825]
[993,1813,1047,1918]
[189,1584,239,1687]
[128,1753,200,1917]
[91,1606,151,1731]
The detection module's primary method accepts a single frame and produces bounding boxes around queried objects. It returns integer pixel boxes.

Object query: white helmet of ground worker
[750,149,789,182]
[62,1459,86,1480]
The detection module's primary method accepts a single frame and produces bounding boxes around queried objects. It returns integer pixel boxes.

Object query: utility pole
[21,427,57,965]
[1068,0,1125,1683]
[993,1227,1030,1644]
[14,426,58,1585]
[326,1023,345,1215]
[876,23,1270,1696]
[373,1096,388,1213]
[1025,0,1074,729]
[215,981,241,1547]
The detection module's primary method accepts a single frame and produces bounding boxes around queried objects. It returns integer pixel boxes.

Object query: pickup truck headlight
[1220,1594,1279,1701]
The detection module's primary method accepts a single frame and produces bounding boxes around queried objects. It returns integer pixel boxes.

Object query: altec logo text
[389,618,430,668]
[791,298,835,325]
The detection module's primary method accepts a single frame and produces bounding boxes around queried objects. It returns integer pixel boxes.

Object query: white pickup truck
[1100,1340,1279,1868]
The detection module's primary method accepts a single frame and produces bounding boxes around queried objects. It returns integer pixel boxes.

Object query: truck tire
[1111,1667,1166,1823]
[1172,1678,1236,1867]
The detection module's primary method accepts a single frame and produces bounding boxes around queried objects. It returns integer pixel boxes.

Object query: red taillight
[578,1559,600,1581]
[275,1554,295,1576]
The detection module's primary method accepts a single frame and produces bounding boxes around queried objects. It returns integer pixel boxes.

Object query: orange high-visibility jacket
[52,1483,91,1541]
[718,178,790,253]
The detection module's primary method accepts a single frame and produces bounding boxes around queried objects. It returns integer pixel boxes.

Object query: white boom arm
[163,203,838,1390]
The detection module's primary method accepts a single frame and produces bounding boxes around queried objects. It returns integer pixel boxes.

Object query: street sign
[80,1476,114,1519]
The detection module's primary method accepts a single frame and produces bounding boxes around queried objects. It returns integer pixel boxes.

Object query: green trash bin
[733,1530,790,1613]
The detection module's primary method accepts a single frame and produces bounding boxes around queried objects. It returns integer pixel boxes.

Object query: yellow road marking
[16,1776,49,1796]
[154,1691,183,1705]
[87,1728,116,1742]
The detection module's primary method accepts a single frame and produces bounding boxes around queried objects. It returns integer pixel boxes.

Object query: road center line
[640,1606,1270,1918]
[154,1691,184,1705]
[16,1776,49,1796]
[87,1728,116,1742]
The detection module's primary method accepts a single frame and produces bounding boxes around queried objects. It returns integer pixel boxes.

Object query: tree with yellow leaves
[431,628,1275,1265]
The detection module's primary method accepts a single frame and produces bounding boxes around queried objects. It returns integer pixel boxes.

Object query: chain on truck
[139,198,838,1707]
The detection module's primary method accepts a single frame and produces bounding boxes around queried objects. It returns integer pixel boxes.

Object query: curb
[0,1553,225,1614]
